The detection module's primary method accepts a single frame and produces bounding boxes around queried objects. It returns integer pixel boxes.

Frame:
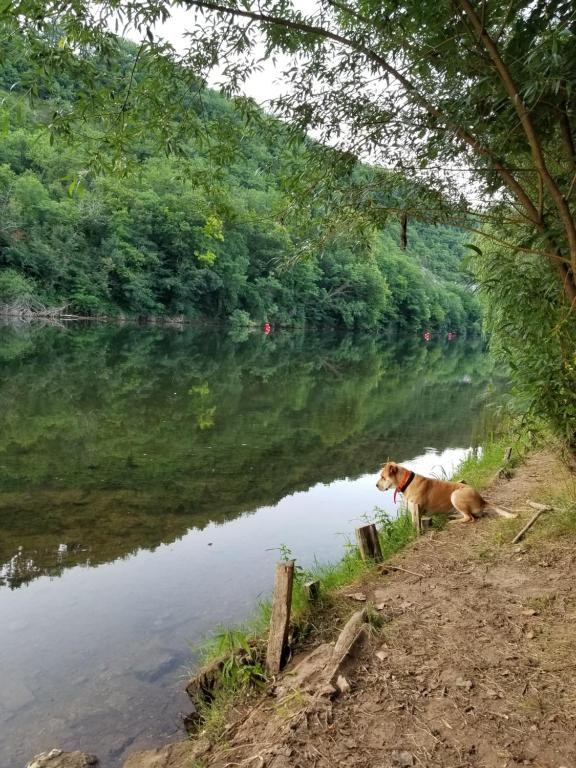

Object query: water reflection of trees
[0,324,497,588]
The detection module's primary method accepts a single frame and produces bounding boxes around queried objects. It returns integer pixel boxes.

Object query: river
[0,323,497,767]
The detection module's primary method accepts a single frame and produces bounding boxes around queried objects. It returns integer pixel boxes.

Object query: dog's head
[376,461,399,491]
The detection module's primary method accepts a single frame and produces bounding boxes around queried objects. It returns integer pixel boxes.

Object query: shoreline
[0,308,479,337]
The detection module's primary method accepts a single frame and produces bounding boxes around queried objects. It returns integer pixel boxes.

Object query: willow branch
[189,0,540,226]
[455,0,576,274]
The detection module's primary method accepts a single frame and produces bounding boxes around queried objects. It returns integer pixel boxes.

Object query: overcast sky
[133,3,481,203]
[139,4,294,108]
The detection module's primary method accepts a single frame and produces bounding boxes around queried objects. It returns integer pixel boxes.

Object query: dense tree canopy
[0,32,479,329]
[2,1,575,300]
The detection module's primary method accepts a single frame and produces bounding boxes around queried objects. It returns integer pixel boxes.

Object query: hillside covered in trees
[0,32,480,331]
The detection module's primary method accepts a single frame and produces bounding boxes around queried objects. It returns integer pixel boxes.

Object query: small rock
[522,608,538,616]
[525,631,535,640]
[375,602,386,611]
[335,675,351,694]
[455,677,474,690]
[391,750,415,767]
[346,592,367,602]
[272,746,293,758]
[399,600,413,610]
[123,741,205,768]
[375,651,387,662]
[26,751,99,768]
[483,688,500,699]
[344,738,356,749]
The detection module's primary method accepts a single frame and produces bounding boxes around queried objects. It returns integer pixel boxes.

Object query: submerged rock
[26,749,99,768]
[122,739,210,768]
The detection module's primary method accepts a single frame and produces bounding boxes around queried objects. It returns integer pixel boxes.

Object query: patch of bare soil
[129,451,576,768]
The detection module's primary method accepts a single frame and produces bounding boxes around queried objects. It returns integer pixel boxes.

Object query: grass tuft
[456,430,531,489]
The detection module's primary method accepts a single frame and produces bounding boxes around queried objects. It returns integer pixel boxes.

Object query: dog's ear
[388,461,398,474]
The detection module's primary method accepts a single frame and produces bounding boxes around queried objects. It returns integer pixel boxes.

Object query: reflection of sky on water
[0,445,471,768]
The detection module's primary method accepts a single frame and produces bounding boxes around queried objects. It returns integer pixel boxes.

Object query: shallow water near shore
[0,324,496,767]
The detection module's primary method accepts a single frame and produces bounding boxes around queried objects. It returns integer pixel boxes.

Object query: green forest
[0,32,480,331]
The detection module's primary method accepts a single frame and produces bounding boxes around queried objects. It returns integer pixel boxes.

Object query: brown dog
[376,461,516,523]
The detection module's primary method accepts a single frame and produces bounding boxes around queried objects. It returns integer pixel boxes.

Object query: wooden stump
[304,580,320,602]
[266,560,295,675]
[355,523,383,562]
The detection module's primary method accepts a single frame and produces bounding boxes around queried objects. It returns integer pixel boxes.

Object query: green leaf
[463,243,483,257]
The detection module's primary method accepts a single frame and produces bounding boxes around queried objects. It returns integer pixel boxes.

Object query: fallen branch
[511,507,550,544]
[526,501,553,512]
[378,564,425,579]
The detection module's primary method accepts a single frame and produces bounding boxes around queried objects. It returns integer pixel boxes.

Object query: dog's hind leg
[450,490,476,523]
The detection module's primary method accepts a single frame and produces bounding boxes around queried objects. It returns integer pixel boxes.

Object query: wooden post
[355,523,383,562]
[266,560,295,675]
[304,580,320,602]
[503,446,512,462]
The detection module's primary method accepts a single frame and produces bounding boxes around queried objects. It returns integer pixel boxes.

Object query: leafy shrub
[472,239,576,453]
[0,268,37,302]
[68,292,108,316]
[228,309,253,330]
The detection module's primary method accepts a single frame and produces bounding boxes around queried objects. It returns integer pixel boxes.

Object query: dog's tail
[484,502,517,519]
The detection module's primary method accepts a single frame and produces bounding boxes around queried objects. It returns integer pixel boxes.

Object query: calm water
[0,324,496,767]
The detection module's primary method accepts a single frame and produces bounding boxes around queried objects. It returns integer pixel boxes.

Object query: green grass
[454,423,576,548]
[280,508,416,625]
[501,484,576,546]
[455,427,531,488]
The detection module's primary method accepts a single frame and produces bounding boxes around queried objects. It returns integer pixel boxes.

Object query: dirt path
[183,451,575,768]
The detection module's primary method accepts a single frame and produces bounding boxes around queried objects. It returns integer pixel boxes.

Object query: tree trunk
[556,262,576,305]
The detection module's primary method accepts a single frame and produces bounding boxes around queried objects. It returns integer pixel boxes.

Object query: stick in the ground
[266,560,295,675]
[304,580,320,602]
[511,509,548,545]
[503,446,512,462]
